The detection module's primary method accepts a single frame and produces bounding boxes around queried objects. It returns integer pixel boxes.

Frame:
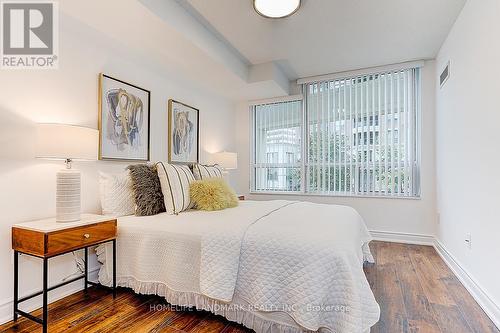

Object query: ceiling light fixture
[253,0,301,19]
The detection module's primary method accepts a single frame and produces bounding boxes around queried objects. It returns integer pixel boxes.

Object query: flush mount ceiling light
[253,0,301,19]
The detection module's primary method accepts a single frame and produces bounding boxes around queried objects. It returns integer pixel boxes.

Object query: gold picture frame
[168,99,199,164]
[98,73,151,161]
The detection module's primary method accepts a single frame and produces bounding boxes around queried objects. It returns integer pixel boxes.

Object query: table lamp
[213,151,238,174]
[35,123,98,222]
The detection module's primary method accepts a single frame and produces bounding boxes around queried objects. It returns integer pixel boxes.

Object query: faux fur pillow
[127,164,166,216]
[190,178,238,211]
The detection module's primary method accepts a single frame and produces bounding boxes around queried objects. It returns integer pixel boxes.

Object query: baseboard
[370,230,435,245]
[2,236,498,331]
[369,230,500,330]
[433,240,500,330]
[0,267,99,325]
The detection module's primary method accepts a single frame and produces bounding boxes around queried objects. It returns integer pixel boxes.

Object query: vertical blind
[251,67,420,197]
[252,100,302,192]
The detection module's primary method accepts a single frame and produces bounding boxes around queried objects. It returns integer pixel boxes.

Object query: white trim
[0,266,100,325]
[249,106,255,192]
[370,230,434,245]
[367,230,500,330]
[433,240,500,330]
[249,191,422,200]
[2,236,498,331]
[248,94,303,106]
[297,60,425,85]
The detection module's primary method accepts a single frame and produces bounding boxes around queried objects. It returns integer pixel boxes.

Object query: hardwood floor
[366,242,498,333]
[1,241,497,333]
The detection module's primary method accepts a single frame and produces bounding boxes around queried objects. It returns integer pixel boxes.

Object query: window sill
[248,191,422,200]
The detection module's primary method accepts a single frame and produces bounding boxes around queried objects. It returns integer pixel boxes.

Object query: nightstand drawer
[12,214,118,331]
[47,221,116,256]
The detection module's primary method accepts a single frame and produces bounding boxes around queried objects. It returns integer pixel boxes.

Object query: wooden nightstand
[238,195,245,201]
[11,214,117,333]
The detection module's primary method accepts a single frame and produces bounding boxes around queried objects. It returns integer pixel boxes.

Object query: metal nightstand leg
[12,238,116,332]
[13,251,18,322]
[42,257,48,333]
[112,239,116,298]
[84,247,88,292]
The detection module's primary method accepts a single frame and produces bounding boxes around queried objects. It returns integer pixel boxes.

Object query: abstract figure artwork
[99,74,150,161]
[168,99,199,164]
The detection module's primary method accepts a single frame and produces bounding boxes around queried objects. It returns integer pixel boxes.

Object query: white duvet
[97,200,380,333]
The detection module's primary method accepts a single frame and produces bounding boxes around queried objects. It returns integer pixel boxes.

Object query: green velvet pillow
[190,178,238,211]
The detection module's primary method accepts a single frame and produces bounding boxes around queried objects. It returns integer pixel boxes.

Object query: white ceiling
[61,0,261,101]
[62,0,466,102]
[185,0,466,79]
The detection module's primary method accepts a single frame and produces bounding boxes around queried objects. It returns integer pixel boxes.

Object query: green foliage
[307,131,408,194]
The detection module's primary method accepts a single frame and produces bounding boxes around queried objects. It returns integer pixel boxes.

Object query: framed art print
[98,74,150,161]
[168,99,199,164]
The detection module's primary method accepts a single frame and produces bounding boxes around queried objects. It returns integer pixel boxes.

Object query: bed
[96,200,380,333]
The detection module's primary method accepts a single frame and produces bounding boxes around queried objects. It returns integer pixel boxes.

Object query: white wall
[234,61,437,236]
[435,0,500,316]
[0,11,236,322]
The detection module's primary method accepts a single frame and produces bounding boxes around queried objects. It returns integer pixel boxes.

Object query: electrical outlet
[465,233,472,249]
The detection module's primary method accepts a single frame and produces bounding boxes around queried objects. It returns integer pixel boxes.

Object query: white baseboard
[2,234,498,331]
[0,267,99,325]
[370,230,435,245]
[433,240,500,330]
[370,230,499,330]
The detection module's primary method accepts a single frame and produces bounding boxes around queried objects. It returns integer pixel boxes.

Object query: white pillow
[99,171,135,216]
[192,164,223,180]
[156,162,195,215]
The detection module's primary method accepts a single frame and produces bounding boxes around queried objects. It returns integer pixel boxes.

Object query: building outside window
[251,66,420,198]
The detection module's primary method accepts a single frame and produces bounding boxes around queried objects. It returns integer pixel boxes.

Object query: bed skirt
[103,275,369,333]
[113,275,315,333]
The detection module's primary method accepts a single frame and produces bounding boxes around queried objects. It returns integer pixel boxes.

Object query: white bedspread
[97,200,379,333]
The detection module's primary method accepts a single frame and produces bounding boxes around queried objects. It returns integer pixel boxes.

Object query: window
[251,67,420,198]
[252,100,302,192]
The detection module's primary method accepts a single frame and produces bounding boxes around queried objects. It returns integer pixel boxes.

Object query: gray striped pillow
[192,164,224,180]
[156,162,195,215]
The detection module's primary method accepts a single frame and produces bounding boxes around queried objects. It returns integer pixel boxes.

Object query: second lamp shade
[213,151,238,170]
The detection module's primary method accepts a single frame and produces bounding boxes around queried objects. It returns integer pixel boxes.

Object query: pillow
[99,171,134,217]
[156,162,195,215]
[127,164,166,216]
[192,164,223,180]
[190,178,238,211]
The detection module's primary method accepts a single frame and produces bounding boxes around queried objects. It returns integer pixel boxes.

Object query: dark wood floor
[1,242,498,333]
[367,242,498,333]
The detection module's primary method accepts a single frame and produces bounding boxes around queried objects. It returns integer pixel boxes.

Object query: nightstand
[11,214,117,333]
[238,195,245,201]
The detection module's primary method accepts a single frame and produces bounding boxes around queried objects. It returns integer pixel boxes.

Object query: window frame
[249,66,422,199]
[250,96,304,194]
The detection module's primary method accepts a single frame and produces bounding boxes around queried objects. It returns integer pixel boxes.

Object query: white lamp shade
[35,123,98,160]
[213,151,238,170]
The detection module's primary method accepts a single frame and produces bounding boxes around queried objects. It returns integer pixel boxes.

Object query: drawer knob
[83,233,90,239]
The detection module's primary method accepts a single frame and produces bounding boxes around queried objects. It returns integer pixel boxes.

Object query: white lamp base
[56,168,81,222]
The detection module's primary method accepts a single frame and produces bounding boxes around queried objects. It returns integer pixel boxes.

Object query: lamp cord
[61,251,85,282]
